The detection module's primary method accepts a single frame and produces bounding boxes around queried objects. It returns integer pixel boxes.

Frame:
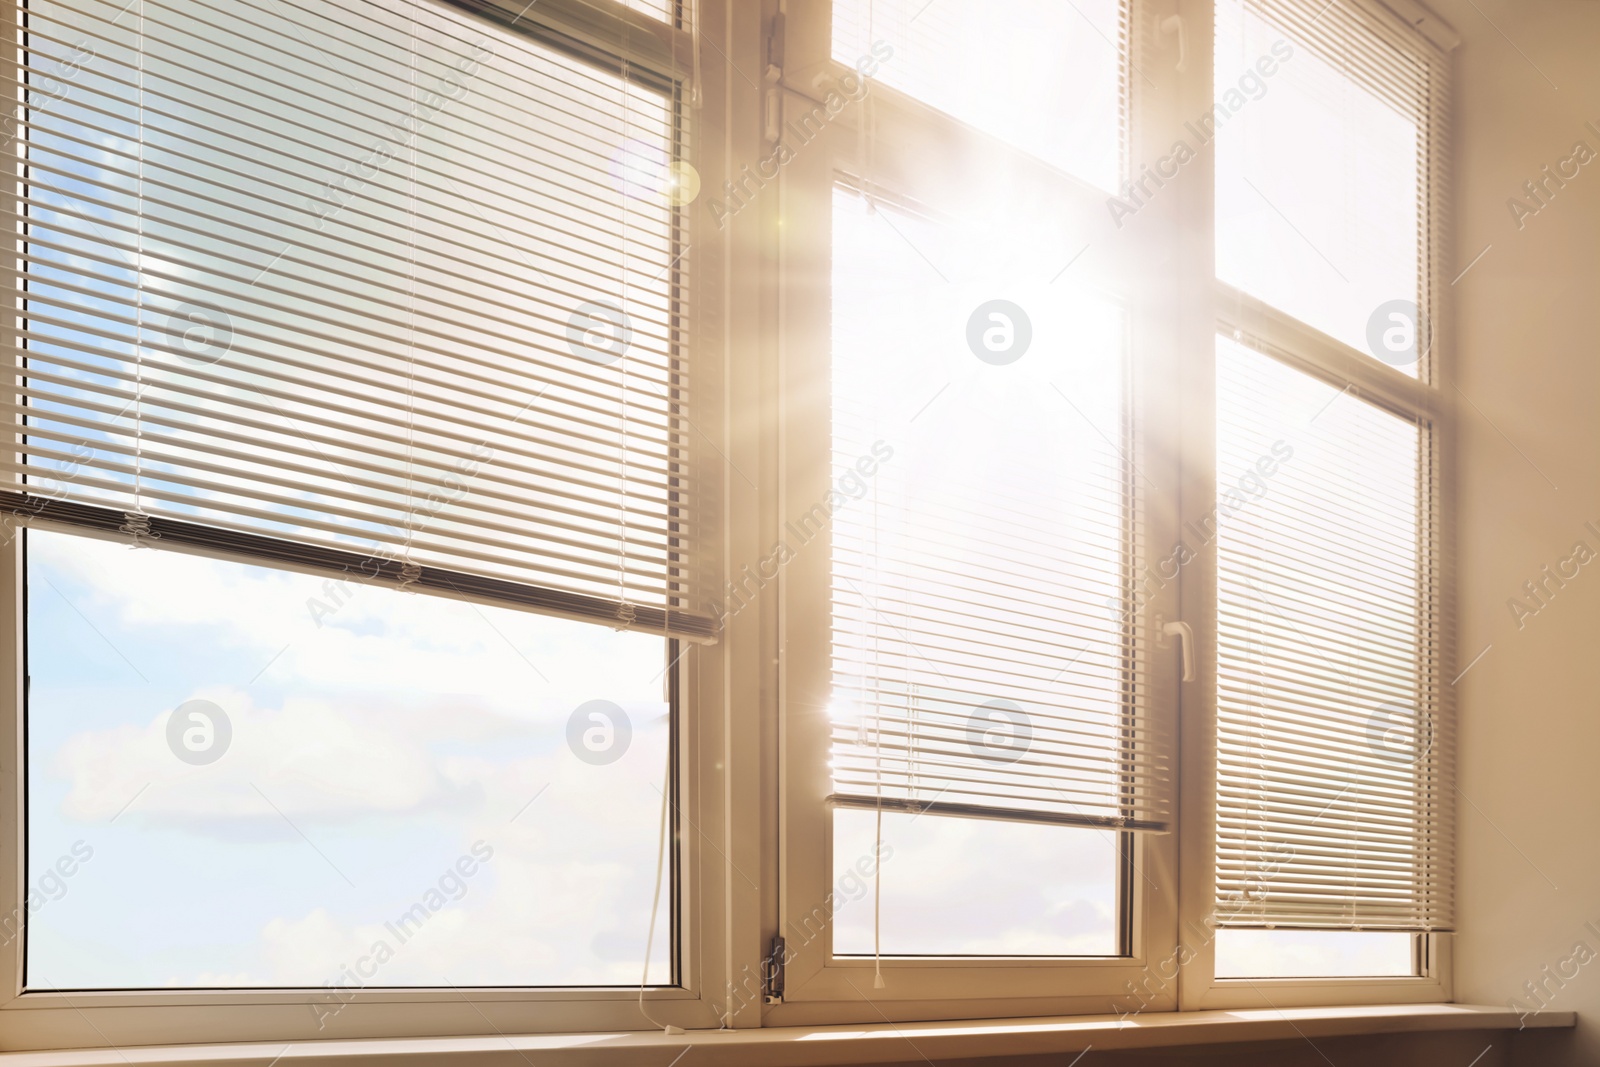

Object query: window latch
[1161,619,1196,682]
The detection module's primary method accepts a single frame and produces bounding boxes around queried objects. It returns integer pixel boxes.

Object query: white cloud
[31,527,679,988]
[34,528,673,712]
[34,532,305,646]
[54,688,494,826]
[249,826,670,990]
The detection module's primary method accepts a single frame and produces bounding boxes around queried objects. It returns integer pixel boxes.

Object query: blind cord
[128,0,147,542]
[638,732,682,1034]
[121,0,159,549]
[860,0,876,214]
[869,167,885,987]
[872,799,884,988]
[688,0,703,108]
[617,59,634,628]
[871,564,884,988]
[398,4,420,591]
[855,2,884,991]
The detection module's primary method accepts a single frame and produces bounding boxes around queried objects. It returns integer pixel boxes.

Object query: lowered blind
[1210,0,1453,933]
[12,0,710,639]
[1213,338,1451,930]
[826,186,1170,833]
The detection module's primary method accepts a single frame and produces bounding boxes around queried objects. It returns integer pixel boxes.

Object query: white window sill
[0,1004,1573,1067]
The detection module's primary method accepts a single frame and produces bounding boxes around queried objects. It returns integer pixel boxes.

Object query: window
[5,0,723,1041]
[0,0,1458,1046]
[1214,0,1429,363]
[777,0,1452,1020]
[825,185,1148,960]
[772,0,1181,1014]
[1209,337,1435,980]
[1196,0,1454,998]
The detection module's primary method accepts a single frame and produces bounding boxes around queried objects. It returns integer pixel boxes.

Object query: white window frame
[771,0,1456,1027]
[0,0,770,1048]
[1169,0,1457,1010]
[0,0,1460,1048]
[768,0,1186,1023]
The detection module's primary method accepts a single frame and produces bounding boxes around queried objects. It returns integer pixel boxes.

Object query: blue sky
[26,527,672,988]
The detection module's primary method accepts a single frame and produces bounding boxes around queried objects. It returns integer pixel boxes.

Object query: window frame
[0,0,1462,1048]
[1169,0,1456,1010]
[0,0,770,1048]
[767,0,1188,1023]
[771,0,1456,1026]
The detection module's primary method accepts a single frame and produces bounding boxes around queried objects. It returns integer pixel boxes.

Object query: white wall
[1438,0,1600,1062]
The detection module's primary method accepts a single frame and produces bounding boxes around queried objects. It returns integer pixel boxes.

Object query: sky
[26,526,672,989]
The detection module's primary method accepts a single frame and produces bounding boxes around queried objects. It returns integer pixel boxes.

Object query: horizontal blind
[1245,0,1433,116]
[14,0,709,638]
[826,187,1169,833]
[1214,337,1451,930]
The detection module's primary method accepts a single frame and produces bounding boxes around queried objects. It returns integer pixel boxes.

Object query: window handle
[1162,620,1195,682]
[1160,14,1188,73]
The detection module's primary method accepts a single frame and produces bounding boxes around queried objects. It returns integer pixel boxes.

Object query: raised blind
[11,0,709,638]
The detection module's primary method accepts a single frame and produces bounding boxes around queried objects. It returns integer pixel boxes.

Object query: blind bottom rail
[1211,921,1446,932]
[829,793,1168,833]
[0,490,717,642]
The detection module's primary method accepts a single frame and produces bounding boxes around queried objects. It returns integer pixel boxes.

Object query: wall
[1435,0,1600,1063]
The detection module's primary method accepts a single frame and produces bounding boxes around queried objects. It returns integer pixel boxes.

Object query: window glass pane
[26,529,671,988]
[832,0,1124,190]
[1215,929,1414,978]
[1215,0,1422,370]
[832,809,1119,956]
[624,0,675,20]
[826,185,1136,953]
